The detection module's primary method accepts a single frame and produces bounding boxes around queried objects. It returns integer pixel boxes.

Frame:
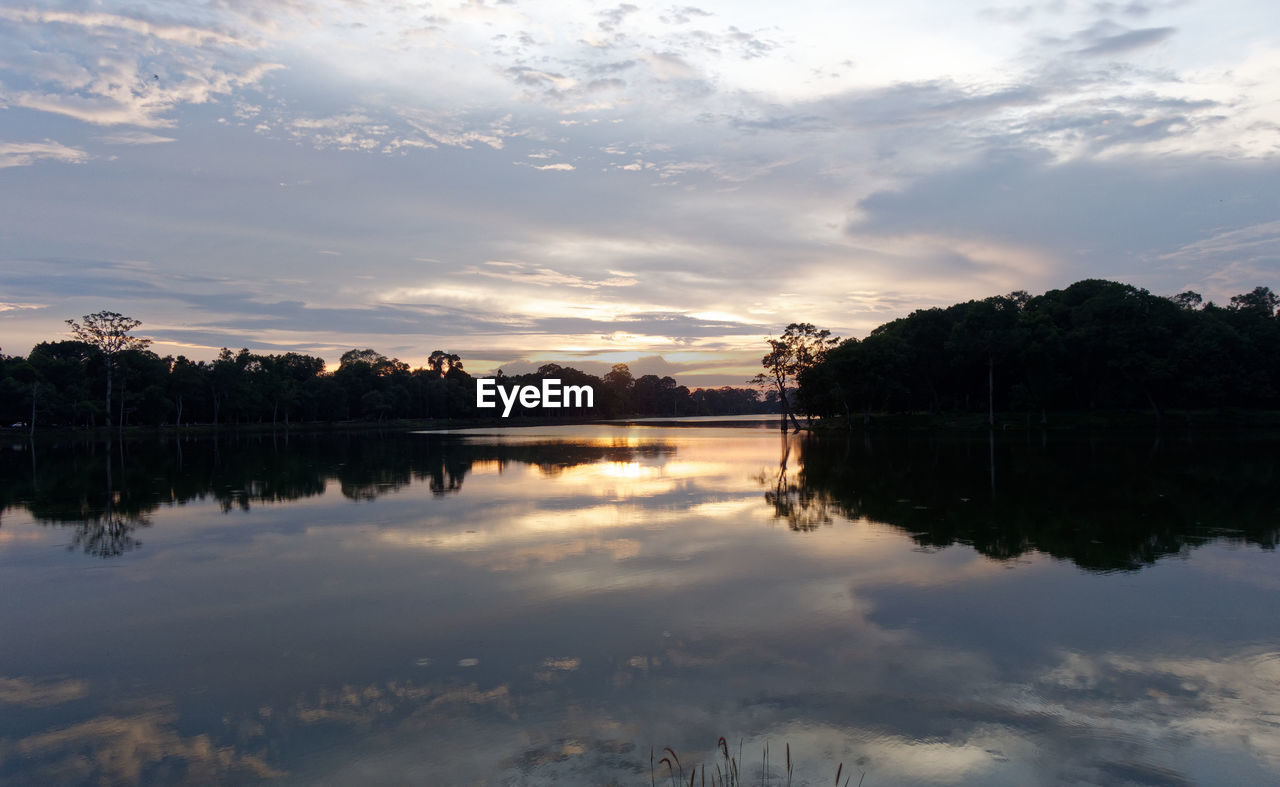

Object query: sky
[1,0,1277,386]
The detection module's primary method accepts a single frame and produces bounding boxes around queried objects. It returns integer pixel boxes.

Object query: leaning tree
[66,311,151,429]
[753,322,838,432]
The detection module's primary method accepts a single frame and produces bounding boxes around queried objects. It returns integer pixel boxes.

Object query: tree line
[790,279,1280,424]
[0,312,774,431]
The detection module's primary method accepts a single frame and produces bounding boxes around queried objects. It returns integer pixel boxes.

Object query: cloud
[393,108,515,150]
[0,301,47,312]
[0,139,88,168]
[1075,25,1177,56]
[0,675,88,707]
[662,6,715,25]
[852,149,1280,297]
[0,7,253,48]
[0,709,283,783]
[5,61,283,128]
[643,51,700,81]
[94,131,176,145]
[474,261,630,287]
[598,4,640,33]
[0,7,282,127]
[0,0,1276,376]
[506,67,577,92]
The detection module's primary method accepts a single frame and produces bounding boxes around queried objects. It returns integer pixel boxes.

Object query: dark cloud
[1076,25,1176,55]
[720,80,1043,133]
[725,111,830,133]
[1013,100,1223,154]
[490,353,752,388]
[852,149,1280,292]
[1093,2,1155,17]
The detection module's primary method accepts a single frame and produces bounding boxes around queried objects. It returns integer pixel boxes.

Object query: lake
[2,422,1278,785]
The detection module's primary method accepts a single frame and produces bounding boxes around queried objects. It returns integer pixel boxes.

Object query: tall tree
[65,311,151,430]
[753,323,838,432]
[947,295,1021,426]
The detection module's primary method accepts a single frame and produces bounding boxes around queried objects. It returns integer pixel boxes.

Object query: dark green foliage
[799,279,1280,420]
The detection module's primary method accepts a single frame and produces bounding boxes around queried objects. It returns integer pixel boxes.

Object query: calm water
[1,423,1278,785]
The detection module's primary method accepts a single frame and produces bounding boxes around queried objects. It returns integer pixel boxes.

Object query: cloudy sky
[1,0,1277,385]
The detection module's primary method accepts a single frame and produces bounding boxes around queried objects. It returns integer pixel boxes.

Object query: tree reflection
[0,434,681,557]
[780,430,1280,571]
[760,434,831,531]
[12,439,155,557]
[66,510,149,558]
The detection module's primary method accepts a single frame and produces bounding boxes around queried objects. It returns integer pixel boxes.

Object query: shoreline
[8,408,1280,440]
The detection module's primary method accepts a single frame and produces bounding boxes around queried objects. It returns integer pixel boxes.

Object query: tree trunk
[30,382,37,439]
[1144,388,1163,424]
[776,384,802,433]
[175,394,183,427]
[987,353,994,428]
[105,358,113,430]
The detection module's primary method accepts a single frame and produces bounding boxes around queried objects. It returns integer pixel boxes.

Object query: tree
[1172,291,1204,310]
[65,311,151,430]
[426,350,463,376]
[602,363,634,415]
[753,323,838,432]
[9,360,44,437]
[168,356,207,426]
[1229,286,1279,317]
[947,295,1021,426]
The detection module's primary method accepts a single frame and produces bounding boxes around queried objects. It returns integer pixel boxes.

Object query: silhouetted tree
[753,323,838,432]
[65,311,151,430]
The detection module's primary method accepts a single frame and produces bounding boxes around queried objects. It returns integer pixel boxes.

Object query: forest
[0,332,773,430]
[4,278,1277,431]
[796,279,1280,423]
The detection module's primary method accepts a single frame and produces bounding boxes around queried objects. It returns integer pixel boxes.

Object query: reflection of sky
[1,427,1279,784]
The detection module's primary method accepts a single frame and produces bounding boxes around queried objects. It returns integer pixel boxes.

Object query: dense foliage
[798,279,1280,421]
[0,333,771,429]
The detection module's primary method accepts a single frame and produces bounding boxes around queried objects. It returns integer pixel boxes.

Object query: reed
[650,738,863,787]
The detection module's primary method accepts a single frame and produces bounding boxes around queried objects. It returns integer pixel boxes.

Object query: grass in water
[652,738,865,787]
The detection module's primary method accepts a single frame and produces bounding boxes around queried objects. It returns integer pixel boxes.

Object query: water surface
[1,424,1278,785]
